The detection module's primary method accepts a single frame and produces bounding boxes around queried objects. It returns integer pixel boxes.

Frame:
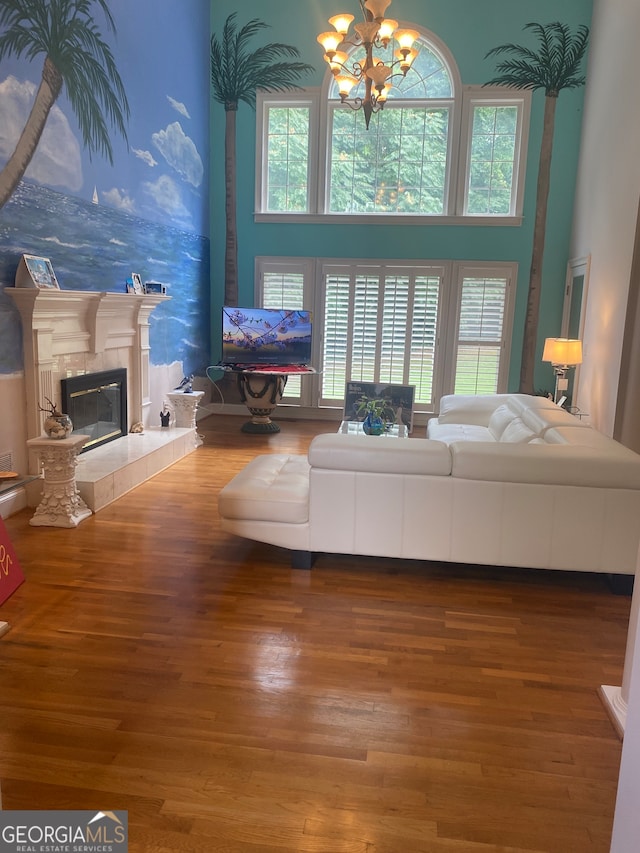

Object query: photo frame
[15,254,60,290]
[344,381,415,432]
[131,273,143,294]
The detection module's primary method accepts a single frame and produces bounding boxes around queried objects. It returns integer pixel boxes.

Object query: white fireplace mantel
[8,288,169,473]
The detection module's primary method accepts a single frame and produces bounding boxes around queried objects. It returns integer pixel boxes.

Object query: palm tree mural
[210,14,313,307]
[485,22,589,394]
[0,0,130,210]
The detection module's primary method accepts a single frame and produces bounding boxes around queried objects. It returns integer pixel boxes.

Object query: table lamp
[542,337,583,404]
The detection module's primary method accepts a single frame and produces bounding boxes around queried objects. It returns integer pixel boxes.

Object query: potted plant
[356,395,395,435]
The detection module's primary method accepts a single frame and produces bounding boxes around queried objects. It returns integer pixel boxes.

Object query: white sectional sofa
[218,394,640,583]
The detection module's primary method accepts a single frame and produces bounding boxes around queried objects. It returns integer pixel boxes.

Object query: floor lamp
[542,337,583,404]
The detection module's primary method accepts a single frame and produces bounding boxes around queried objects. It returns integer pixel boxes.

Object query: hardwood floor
[0,414,630,852]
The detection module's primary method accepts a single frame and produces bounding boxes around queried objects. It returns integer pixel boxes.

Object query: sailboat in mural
[92,186,99,204]
[0,0,130,210]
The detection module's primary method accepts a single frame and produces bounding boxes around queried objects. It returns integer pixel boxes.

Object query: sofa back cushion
[449,441,640,488]
[498,418,538,443]
[309,434,453,476]
[436,394,511,426]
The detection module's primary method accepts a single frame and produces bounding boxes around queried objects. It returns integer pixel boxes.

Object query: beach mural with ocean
[0,0,210,376]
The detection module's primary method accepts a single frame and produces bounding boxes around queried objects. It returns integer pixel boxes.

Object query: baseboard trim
[0,486,27,519]
[599,684,626,738]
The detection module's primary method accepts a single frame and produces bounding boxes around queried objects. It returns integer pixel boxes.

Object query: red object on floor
[0,515,25,606]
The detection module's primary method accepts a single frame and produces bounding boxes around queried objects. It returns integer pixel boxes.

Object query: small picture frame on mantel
[15,254,60,289]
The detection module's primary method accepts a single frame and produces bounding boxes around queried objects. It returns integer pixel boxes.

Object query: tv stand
[234,366,315,434]
[236,370,289,434]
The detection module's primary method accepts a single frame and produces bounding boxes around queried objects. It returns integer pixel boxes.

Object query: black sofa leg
[607,573,635,595]
[291,550,316,570]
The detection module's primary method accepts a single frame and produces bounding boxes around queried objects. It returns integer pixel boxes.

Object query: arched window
[256,25,529,222]
[325,30,458,215]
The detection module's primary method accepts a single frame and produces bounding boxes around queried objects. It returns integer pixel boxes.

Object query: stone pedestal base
[237,373,287,434]
[27,435,92,528]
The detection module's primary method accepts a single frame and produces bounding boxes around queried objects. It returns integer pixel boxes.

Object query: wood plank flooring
[0,415,631,852]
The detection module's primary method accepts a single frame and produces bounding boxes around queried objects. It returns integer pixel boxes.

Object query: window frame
[457,86,531,219]
[255,256,516,413]
[255,31,530,225]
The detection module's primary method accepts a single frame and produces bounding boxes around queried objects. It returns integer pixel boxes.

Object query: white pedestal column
[27,435,92,527]
[166,391,204,446]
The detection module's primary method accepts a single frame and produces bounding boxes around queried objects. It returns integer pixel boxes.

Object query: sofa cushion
[487,403,515,439]
[498,418,538,443]
[520,404,590,436]
[427,422,493,443]
[218,454,310,523]
[544,426,639,457]
[309,433,452,475]
[449,441,640,489]
[436,394,511,426]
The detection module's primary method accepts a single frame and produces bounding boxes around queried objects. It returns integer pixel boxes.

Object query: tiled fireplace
[8,287,200,511]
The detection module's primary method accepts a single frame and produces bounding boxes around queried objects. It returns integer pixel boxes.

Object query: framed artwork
[15,254,60,289]
[344,381,415,432]
[126,273,144,294]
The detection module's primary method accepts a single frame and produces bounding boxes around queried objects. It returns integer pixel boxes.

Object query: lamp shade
[542,337,583,367]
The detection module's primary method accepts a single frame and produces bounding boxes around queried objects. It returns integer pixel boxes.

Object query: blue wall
[210,0,593,391]
[0,0,211,376]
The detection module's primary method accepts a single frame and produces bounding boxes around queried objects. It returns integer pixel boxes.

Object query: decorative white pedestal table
[166,391,204,447]
[27,434,92,527]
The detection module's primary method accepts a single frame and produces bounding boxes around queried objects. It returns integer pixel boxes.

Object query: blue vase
[362,412,384,435]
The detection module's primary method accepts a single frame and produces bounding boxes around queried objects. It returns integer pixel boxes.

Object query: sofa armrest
[308,434,452,475]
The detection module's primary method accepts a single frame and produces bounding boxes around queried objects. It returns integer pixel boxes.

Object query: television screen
[222,307,313,366]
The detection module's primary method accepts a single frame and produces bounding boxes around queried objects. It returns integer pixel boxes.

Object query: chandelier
[317,0,419,128]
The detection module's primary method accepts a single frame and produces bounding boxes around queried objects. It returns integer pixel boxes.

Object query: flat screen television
[221,307,313,366]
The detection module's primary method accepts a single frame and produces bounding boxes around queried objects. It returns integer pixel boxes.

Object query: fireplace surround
[7,287,203,514]
[61,367,128,452]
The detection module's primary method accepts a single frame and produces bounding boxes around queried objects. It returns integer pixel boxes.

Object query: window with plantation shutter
[319,264,444,409]
[257,259,313,403]
[453,271,509,395]
[256,258,514,414]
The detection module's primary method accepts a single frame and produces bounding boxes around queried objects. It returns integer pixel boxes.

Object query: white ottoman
[218,454,313,566]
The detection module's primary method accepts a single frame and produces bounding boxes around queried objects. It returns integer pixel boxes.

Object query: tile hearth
[75,426,199,512]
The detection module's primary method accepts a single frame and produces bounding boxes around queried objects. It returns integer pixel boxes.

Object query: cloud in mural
[142,173,192,228]
[133,148,158,168]
[102,186,136,214]
[0,75,82,191]
[151,121,203,188]
[168,96,190,119]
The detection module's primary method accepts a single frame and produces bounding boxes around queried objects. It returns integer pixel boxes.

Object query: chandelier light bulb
[394,29,420,50]
[335,74,357,98]
[328,50,349,74]
[396,47,417,72]
[364,0,392,20]
[377,19,398,45]
[317,31,342,55]
[376,81,392,102]
[328,13,354,36]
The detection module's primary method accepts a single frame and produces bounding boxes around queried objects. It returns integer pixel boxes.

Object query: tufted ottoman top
[218,454,310,524]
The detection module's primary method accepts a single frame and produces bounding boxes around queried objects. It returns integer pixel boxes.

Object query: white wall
[571,2,640,848]
[570,0,640,435]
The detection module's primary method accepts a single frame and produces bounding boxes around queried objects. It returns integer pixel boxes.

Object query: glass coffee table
[338,420,408,438]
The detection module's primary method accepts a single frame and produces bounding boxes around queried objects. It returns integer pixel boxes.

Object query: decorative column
[166,391,204,447]
[26,435,92,528]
